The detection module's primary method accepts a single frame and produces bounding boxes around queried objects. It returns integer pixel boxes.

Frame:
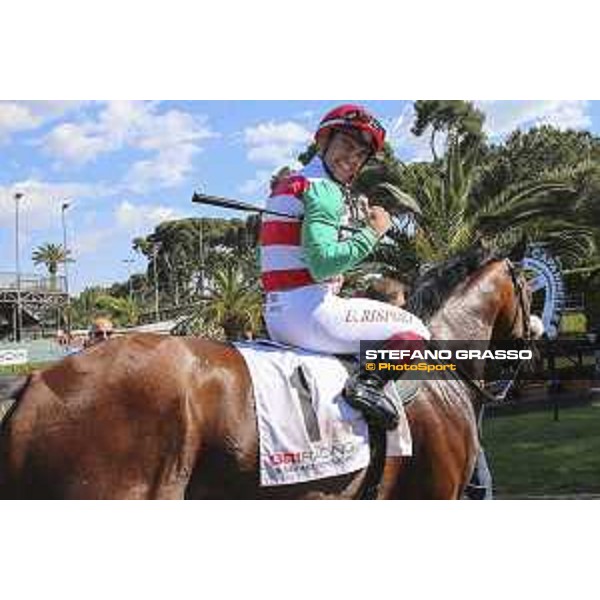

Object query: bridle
[506,259,532,345]
[443,259,532,404]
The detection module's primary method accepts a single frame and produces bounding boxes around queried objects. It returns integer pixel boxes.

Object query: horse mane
[407,243,499,322]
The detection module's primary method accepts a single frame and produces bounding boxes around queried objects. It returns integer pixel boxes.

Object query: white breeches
[264,284,430,355]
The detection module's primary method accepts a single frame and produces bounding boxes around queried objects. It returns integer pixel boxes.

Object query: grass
[0,362,53,376]
[483,403,600,497]
[559,313,587,335]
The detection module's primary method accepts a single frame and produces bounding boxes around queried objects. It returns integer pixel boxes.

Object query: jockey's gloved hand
[366,206,392,237]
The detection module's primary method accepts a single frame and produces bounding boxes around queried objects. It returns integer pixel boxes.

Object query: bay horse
[0,245,530,499]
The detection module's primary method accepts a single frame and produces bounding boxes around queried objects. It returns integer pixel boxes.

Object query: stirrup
[344,376,400,431]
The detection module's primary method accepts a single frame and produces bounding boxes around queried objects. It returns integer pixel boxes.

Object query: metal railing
[563,292,585,312]
[0,272,67,293]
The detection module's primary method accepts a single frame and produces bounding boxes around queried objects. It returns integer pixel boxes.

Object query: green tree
[93,295,139,326]
[355,127,597,282]
[70,287,139,328]
[197,255,262,340]
[70,286,105,328]
[31,242,73,290]
[133,216,260,308]
[475,125,600,201]
[412,100,485,160]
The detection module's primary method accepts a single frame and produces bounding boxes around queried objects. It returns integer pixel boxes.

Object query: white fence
[0,339,67,365]
[0,348,29,366]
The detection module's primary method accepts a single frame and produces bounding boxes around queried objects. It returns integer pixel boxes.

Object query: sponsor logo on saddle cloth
[235,341,412,487]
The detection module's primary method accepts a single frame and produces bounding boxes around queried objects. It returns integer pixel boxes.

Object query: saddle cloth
[235,340,413,487]
[0,399,16,425]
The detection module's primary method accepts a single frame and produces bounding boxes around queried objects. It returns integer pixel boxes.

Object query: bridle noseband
[506,259,532,345]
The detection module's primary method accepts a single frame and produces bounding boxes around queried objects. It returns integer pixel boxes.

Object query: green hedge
[559,313,587,334]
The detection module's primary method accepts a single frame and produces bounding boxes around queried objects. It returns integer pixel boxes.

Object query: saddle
[235,340,415,496]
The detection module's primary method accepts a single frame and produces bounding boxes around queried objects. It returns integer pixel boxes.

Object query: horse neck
[428,261,508,343]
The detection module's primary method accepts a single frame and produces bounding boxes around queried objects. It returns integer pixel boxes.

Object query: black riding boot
[343,370,400,431]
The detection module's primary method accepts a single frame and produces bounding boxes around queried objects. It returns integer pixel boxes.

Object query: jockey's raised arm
[260,104,430,430]
[301,178,385,281]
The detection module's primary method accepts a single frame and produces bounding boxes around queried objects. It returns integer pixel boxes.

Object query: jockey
[260,104,430,430]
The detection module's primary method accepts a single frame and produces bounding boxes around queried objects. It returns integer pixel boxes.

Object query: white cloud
[0,180,106,230]
[0,103,37,137]
[40,102,217,190]
[238,169,272,198]
[43,122,112,164]
[243,120,311,168]
[42,101,150,163]
[0,101,85,142]
[476,100,591,137]
[136,109,213,150]
[115,200,184,236]
[0,181,185,274]
[70,200,185,259]
[124,144,199,193]
[70,228,115,257]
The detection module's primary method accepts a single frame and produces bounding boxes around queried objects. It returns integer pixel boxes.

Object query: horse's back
[0,333,252,499]
[0,334,471,499]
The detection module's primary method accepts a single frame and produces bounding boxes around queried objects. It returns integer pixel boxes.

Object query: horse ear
[470,234,485,254]
[472,235,493,263]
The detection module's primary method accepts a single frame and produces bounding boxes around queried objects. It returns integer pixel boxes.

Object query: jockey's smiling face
[321,130,372,185]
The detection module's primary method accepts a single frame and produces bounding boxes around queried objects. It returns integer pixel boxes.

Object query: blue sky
[1,100,599,294]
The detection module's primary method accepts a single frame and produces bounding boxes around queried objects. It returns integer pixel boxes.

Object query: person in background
[85,317,115,348]
[55,329,69,347]
[364,276,408,308]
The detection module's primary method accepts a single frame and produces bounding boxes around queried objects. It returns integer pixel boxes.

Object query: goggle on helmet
[316,104,386,154]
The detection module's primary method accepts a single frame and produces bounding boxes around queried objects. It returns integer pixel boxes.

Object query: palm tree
[133,217,260,308]
[70,286,105,328]
[69,287,140,328]
[351,100,598,284]
[198,255,262,339]
[355,135,597,282]
[94,295,139,327]
[32,243,73,290]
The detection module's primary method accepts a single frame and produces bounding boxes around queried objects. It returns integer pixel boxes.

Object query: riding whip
[192,192,362,233]
[191,191,419,240]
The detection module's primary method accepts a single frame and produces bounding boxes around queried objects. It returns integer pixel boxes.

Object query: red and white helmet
[316,104,386,154]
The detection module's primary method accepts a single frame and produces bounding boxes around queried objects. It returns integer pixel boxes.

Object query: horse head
[488,240,534,344]
[408,240,533,345]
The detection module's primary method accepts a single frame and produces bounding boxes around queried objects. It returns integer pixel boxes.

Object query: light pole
[152,243,161,322]
[14,192,23,342]
[61,202,71,335]
[197,218,204,295]
[122,258,135,301]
